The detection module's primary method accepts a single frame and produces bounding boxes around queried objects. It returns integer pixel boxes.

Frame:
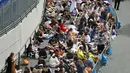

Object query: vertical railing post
[2,4,4,31]
[18,52,20,70]
[25,44,27,57]
[30,37,32,44]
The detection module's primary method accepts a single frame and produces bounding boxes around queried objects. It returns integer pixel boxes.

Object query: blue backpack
[101,53,108,66]
[92,69,97,73]
[106,47,112,56]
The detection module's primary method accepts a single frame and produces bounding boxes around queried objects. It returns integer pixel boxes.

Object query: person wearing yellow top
[77,46,86,60]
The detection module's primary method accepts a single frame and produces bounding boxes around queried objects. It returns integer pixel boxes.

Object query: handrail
[0,0,39,55]
[91,23,113,72]
[0,0,38,37]
[0,0,46,72]
[91,4,119,73]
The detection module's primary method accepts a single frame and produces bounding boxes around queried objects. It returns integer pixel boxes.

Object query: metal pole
[25,44,27,57]
[18,52,20,70]
[30,37,32,44]
[2,3,4,30]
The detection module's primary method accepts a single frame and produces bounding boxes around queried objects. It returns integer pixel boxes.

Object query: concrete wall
[0,0,45,70]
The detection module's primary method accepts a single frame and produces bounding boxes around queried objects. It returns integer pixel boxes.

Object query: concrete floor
[102,1,130,73]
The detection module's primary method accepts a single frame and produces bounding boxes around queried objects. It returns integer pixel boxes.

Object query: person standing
[6,52,16,73]
[114,0,121,10]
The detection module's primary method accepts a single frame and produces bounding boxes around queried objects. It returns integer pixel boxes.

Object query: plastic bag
[45,36,50,40]
[35,52,39,59]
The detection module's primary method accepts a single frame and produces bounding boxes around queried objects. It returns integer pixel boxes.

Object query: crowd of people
[24,0,118,73]
[5,0,118,73]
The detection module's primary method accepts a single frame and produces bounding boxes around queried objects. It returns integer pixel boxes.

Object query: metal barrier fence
[0,0,39,37]
[92,43,110,73]
[92,22,114,73]
[91,6,119,73]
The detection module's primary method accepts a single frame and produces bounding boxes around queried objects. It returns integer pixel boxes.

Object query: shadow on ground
[119,24,130,37]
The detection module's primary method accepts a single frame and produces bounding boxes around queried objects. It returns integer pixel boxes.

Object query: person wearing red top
[58,19,68,32]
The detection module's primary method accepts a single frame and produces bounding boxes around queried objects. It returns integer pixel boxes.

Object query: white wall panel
[0,0,45,70]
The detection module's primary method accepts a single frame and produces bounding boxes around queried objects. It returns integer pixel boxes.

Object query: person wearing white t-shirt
[49,54,60,67]
[85,32,91,43]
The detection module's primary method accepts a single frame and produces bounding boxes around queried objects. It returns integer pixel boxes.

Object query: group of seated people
[24,0,117,73]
